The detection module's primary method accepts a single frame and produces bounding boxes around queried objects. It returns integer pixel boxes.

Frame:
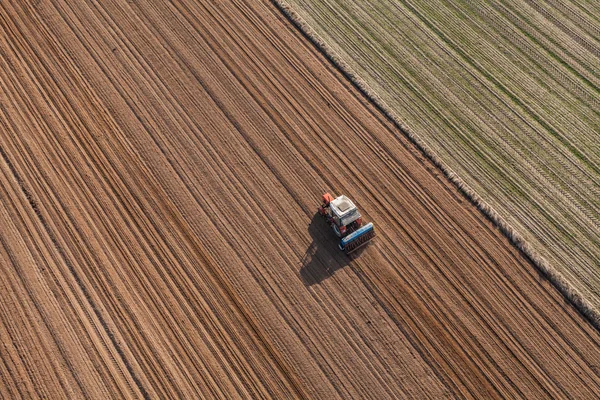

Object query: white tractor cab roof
[330,195,361,227]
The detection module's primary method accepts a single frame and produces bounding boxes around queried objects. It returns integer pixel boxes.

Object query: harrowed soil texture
[0,0,599,399]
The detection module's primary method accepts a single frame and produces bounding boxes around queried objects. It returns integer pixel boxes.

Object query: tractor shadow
[300,212,367,286]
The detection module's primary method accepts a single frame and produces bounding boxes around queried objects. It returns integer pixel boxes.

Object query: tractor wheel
[333,224,342,237]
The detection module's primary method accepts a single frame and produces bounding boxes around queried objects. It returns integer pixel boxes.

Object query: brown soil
[0,0,598,398]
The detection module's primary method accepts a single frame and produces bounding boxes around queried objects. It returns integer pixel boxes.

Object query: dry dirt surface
[0,0,599,399]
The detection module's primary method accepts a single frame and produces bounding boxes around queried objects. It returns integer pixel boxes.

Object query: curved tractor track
[0,0,598,398]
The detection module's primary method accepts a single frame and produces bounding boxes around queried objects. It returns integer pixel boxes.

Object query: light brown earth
[0,0,599,399]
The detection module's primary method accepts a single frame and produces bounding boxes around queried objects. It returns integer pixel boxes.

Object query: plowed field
[0,0,599,399]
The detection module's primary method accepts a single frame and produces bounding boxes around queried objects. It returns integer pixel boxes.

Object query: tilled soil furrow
[137,1,434,396]
[2,6,246,400]
[1,0,599,399]
[75,0,434,394]
[48,0,324,396]
[2,0,310,396]
[0,126,137,397]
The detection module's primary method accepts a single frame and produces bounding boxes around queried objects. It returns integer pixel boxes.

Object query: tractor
[318,193,375,254]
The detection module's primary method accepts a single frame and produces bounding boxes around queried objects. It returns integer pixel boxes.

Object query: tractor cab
[329,195,361,228]
[319,194,363,237]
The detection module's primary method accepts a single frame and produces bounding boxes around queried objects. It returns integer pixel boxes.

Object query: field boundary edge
[270,0,600,330]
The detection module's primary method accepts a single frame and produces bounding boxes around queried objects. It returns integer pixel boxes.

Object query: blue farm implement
[339,223,375,254]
